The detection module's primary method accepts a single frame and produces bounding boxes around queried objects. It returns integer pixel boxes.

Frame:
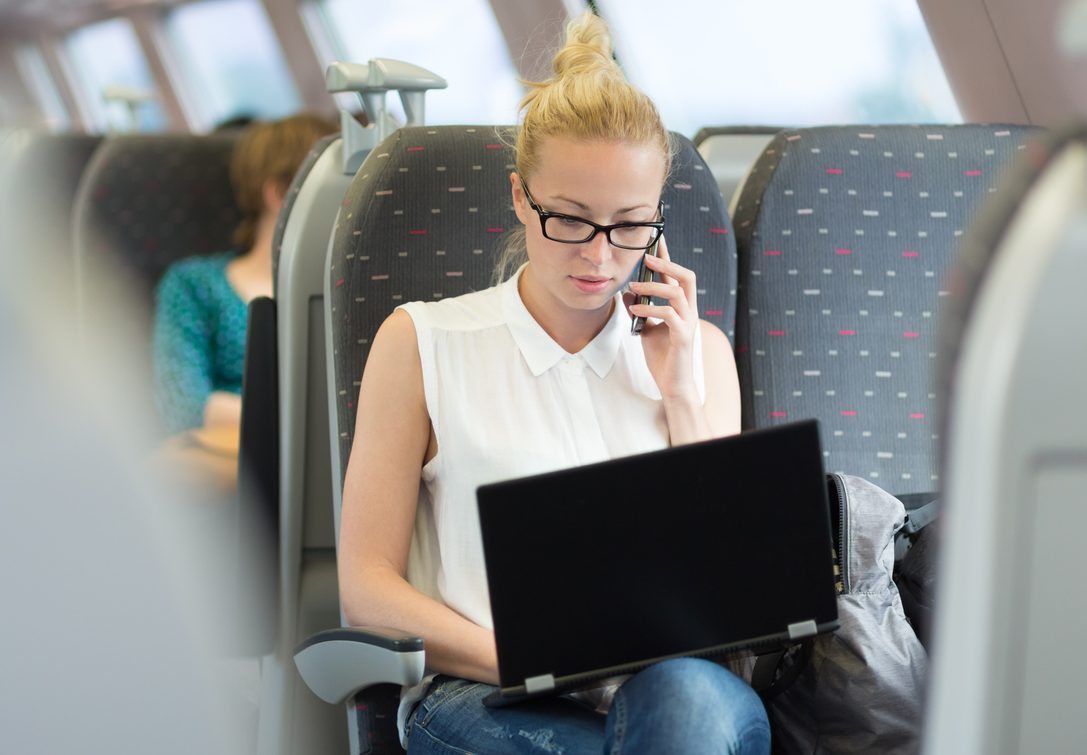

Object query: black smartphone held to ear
[630,235,660,335]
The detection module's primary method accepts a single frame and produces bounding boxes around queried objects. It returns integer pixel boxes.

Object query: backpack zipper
[828,472,850,594]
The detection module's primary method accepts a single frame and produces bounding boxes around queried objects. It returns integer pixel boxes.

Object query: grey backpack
[768,473,928,754]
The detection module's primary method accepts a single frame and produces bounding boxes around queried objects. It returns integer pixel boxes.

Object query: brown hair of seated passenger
[230,113,338,250]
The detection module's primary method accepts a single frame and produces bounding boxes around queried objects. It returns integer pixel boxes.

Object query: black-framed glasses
[520,179,664,251]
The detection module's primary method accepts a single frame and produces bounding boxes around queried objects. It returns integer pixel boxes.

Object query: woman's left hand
[622,235,700,403]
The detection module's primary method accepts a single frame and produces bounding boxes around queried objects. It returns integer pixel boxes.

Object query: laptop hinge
[524,674,556,694]
[787,619,818,640]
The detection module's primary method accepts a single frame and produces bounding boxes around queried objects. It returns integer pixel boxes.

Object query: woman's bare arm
[203,391,242,428]
[338,309,499,684]
[696,319,741,438]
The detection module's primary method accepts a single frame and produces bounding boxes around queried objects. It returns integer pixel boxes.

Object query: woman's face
[511,136,666,323]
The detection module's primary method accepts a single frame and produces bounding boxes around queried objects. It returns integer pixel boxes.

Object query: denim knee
[606,658,770,755]
[407,675,607,754]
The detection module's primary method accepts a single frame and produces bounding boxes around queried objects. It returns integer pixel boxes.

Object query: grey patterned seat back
[73,133,243,313]
[731,124,1038,494]
[327,125,737,488]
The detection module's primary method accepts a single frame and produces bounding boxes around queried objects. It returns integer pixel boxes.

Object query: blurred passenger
[151,113,337,494]
[338,11,766,755]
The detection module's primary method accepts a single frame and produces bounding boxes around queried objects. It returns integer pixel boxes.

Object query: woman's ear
[510,172,529,225]
[262,178,287,215]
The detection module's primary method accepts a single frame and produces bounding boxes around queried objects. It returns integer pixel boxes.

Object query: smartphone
[630,235,661,335]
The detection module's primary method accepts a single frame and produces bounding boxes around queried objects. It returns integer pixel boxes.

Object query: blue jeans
[406,657,771,754]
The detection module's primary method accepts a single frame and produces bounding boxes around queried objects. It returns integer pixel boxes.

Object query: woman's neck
[517,268,615,354]
[226,210,277,301]
[243,210,278,265]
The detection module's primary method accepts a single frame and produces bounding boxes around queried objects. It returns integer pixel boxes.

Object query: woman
[151,112,336,494]
[339,12,766,754]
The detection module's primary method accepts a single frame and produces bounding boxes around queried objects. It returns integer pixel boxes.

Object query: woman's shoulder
[160,251,237,286]
[698,318,730,346]
[398,283,505,333]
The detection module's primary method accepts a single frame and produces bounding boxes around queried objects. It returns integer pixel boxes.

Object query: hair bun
[551,12,617,79]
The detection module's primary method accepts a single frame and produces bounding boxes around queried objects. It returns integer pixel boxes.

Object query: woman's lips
[570,275,611,293]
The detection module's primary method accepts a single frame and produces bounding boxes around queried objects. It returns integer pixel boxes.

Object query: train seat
[926,124,1087,754]
[693,126,780,214]
[730,124,1038,497]
[246,131,354,755]
[244,59,448,755]
[291,124,736,752]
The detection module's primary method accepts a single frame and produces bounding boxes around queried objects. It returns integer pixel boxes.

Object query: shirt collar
[501,264,627,379]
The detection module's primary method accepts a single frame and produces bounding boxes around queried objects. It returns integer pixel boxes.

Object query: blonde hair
[230,113,338,250]
[496,11,672,281]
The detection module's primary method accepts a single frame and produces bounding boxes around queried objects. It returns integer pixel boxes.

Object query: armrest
[293,627,425,704]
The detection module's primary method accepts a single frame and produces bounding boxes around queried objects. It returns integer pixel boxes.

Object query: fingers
[626,301,685,332]
[654,234,674,284]
[628,279,692,320]
[636,242,698,314]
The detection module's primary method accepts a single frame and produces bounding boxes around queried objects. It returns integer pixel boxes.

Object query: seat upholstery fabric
[74,133,243,312]
[730,124,1038,494]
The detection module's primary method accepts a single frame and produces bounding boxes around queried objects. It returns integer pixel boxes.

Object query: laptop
[475,419,839,707]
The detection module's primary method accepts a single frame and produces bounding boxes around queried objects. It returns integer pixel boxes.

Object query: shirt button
[562,355,584,374]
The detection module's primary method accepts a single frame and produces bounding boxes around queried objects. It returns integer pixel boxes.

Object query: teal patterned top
[152,252,247,435]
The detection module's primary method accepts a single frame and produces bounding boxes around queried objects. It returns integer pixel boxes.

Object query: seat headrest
[74,133,243,308]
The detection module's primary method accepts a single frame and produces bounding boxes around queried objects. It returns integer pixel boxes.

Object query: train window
[14,44,71,131]
[64,17,167,133]
[164,0,302,130]
[596,0,960,136]
[311,0,523,124]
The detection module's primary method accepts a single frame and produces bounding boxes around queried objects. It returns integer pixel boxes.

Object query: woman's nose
[580,231,612,266]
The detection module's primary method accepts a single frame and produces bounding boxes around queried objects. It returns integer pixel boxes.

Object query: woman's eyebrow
[552,194,654,215]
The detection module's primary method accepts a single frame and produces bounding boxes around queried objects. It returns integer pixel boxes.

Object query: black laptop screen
[477,420,837,689]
